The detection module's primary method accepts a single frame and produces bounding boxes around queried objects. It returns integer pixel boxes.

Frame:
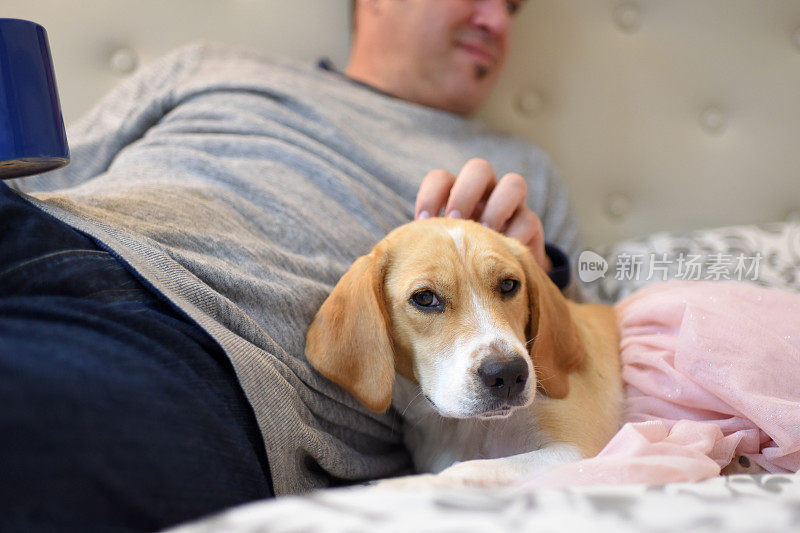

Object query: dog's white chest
[393,377,550,473]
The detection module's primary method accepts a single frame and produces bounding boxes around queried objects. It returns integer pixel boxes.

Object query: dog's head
[305,218,585,418]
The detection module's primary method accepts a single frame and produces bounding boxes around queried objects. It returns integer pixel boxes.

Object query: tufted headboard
[6,0,800,248]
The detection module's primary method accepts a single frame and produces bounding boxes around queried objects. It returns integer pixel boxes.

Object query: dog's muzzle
[475,356,530,417]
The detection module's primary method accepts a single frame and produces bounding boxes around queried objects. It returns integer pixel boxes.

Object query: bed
[167,474,800,533]
[4,0,799,531]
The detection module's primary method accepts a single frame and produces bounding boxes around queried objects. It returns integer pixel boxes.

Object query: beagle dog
[305,217,623,486]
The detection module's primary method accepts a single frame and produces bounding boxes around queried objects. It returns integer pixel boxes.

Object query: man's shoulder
[168,40,318,78]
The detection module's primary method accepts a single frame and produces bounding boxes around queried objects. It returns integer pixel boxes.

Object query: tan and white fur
[306,218,623,487]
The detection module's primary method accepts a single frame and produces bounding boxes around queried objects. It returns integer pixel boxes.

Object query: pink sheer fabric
[523,281,800,487]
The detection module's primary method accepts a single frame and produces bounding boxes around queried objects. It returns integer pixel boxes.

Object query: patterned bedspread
[168,474,800,533]
[589,222,800,302]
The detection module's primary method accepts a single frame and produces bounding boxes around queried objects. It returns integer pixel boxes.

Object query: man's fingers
[444,158,497,220]
[417,161,550,271]
[480,173,528,231]
[415,169,456,219]
[504,207,548,269]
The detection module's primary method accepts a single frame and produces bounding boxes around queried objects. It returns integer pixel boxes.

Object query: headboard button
[605,192,632,220]
[699,106,727,135]
[614,2,642,33]
[515,88,544,116]
[109,47,139,75]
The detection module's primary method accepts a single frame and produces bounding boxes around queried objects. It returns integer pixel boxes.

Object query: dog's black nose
[477,357,529,401]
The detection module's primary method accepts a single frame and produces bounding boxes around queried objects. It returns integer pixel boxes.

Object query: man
[346,0,554,270]
[1,0,580,530]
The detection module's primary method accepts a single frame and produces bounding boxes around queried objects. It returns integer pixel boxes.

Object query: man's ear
[515,243,585,399]
[305,241,395,413]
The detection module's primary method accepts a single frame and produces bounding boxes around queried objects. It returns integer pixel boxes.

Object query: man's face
[356,0,524,115]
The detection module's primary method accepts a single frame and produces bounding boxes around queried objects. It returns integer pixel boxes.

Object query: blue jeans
[0,183,273,532]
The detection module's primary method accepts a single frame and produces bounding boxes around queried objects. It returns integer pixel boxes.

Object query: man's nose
[472,0,513,37]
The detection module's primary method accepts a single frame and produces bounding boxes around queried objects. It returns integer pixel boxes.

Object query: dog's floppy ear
[515,244,585,399]
[305,241,395,413]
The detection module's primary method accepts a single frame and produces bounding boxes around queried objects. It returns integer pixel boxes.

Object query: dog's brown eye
[410,290,442,311]
[499,278,519,296]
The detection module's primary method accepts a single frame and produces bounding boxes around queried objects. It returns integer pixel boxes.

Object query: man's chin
[474,64,490,80]
[441,73,494,115]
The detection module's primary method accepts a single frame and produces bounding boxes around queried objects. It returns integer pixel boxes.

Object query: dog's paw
[434,459,517,487]
[373,473,441,489]
[375,458,529,489]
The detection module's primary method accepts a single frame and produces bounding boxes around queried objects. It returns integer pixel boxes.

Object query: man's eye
[410,290,443,310]
[499,278,519,296]
[506,0,522,15]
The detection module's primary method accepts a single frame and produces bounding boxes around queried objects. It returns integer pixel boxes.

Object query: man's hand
[415,158,551,271]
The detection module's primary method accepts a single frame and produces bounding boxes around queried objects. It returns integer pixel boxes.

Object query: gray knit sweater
[13,42,582,494]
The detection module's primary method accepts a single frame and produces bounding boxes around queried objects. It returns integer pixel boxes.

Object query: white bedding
[168,474,800,533]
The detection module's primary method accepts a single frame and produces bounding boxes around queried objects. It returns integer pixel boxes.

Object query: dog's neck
[392,375,553,474]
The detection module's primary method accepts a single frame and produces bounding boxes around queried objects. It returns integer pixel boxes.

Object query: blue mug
[0,18,69,180]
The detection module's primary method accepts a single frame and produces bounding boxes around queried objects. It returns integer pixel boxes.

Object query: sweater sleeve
[9,43,207,194]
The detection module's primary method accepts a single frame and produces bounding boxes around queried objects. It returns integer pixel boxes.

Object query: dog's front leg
[379,444,582,489]
[434,443,583,487]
